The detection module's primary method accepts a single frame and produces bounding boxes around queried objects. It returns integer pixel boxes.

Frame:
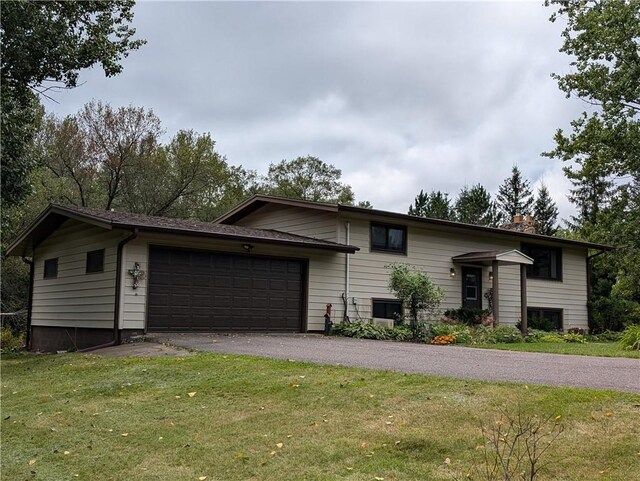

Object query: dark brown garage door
[147,246,305,331]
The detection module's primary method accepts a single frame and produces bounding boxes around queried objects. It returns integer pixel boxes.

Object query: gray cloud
[46,1,584,222]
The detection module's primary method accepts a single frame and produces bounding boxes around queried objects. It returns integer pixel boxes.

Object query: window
[86,249,105,273]
[370,223,407,254]
[43,258,58,279]
[521,243,562,280]
[527,307,563,331]
[372,299,403,320]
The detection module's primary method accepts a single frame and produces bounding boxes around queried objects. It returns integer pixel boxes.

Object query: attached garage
[147,246,306,331]
[7,204,358,351]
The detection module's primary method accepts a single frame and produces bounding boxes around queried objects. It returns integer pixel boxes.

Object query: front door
[462,267,482,309]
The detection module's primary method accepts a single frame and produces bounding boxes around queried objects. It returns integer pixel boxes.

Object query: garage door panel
[148,247,304,331]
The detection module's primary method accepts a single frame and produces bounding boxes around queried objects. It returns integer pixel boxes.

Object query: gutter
[21,256,35,350]
[80,228,139,352]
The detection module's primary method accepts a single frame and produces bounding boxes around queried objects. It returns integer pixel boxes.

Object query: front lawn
[471,341,640,358]
[2,352,639,481]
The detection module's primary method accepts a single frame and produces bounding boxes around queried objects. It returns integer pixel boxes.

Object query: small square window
[86,249,105,273]
[43,258,58,279]
[372,299,403,320]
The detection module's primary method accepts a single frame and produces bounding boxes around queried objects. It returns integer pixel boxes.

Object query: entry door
[462,267,482,309]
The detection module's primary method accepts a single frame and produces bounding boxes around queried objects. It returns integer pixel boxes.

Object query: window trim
[43,258,58,279]
[372,298,404,320]
[370,222,407,255]
[527,306,564,331]
[521,243,563,281]
[86,249,105,274]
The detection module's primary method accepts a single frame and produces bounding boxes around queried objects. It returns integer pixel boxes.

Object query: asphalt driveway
[146,333,640,393]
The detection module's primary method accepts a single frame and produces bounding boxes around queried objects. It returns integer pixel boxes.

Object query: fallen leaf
[175,396,181,399]
[385,421,392,425]
[270,451,277,457]
[346,467,353,471]
[395,440,401,445]
[375,477,384,480]
[290,383,299,388]
[299,375,305,379]
[121,433,129,437]
[64,451,70,455]
[276,443,284,448]
[286,434,293,438]
[198,477,207,480]
[555,415,562,421]
[444,457,451,465]
[28,459,36,465]
[188,392,197,397]
[605,412,613,417]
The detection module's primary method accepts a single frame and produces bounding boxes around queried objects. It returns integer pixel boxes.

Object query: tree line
[406,165,559,236]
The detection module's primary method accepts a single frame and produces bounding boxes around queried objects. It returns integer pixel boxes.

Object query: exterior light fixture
[242,243,254,253]
[489,271,494,281]
[449,268,456,277]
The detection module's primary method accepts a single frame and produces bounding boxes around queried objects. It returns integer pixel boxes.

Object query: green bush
[428,323,471,344]
[562,333,587,344]
[0,327,24,353]
[524,329,550,343]
[443,307,491,326]
[332,321,414,342]
[588,330,622,342]
[539,334,564,343]
[619,324,640,351]
[467,325,522,344]
[589,297,640,333]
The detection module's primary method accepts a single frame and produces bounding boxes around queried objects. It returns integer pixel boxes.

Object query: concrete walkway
[146,333,640,393]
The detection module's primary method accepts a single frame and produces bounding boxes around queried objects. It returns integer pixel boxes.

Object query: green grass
[2,352,640,481]
[469,341,640,358]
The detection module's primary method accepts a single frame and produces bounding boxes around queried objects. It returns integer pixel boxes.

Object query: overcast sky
[46,1,585,222]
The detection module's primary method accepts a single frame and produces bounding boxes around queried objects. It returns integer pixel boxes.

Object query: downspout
[80,228,138,352]
[343,221,351,324]
[21,256,35,350]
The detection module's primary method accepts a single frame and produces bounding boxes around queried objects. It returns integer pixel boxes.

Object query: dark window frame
[370,222,407,255]
[86,249,105,274]
[372,298,404,320]
[43,258,58,279]
[521,243,563,281]
[527,307,563,331]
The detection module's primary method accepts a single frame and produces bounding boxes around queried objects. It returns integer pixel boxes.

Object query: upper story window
[43,258,58,279]
[86,249,105,273]
[370,222,407,254]
[521,243,562,281]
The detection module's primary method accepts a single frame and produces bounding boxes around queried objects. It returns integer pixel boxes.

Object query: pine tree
[454,184,499,226]
[496,165,533,223]
[408,190,453,220]
[533,184,559,236]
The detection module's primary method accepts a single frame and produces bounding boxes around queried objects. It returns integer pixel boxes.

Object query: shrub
[468,325,522,344]
[388,263,444,339]
[619,324,640,351]
[524,329,550,343]
[0,327,25,353]
[332,321,415,342]
[588,330,621,342]
[589,297,640,333]
[443,307,491,326]
[539,334,564,343]
[428,322,470,343]
[562,333,587,344]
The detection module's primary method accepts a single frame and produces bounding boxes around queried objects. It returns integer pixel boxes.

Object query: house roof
[6,204,360,257]
[216,194,613,251]
[452,250,534,266]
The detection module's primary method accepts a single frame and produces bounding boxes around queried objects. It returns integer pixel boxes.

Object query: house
[6,195,610,352]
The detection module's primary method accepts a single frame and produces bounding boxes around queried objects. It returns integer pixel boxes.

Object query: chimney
[513,213,523,224]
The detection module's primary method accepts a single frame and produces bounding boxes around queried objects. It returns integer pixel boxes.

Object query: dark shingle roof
[6,204,359,256]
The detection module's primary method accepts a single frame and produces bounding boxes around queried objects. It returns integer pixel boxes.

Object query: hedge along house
[8,195,610,351]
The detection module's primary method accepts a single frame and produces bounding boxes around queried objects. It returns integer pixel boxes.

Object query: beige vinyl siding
[527,247,588,330]
[335,213,589,330]
[120,232,345,331]
[234,204,338,241]
[31,220,122,329]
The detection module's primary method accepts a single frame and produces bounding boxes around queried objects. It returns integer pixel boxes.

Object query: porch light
[449,268,456,277]
[242,243,254,253]
[489,271,493,281]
